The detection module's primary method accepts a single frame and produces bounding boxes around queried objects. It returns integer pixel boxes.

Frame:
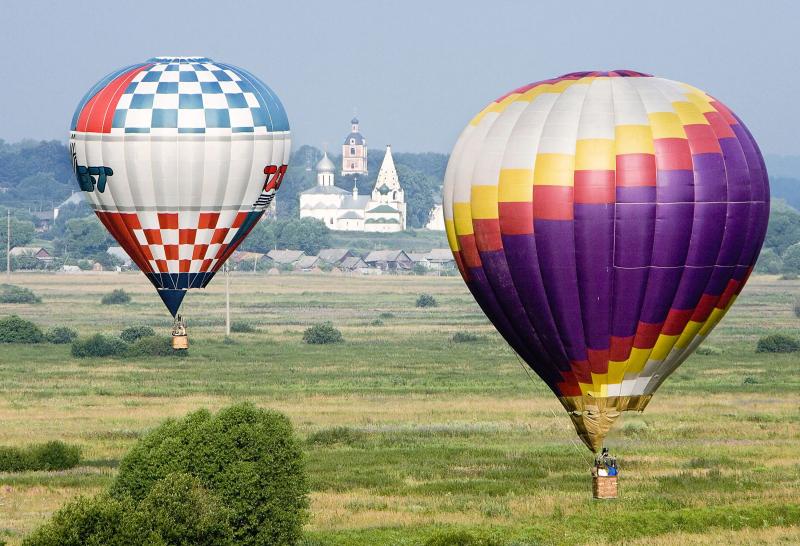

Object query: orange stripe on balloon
[704,111,736,139]
[632,321,663,350]
[574,170,615,203]
[497,202,533,235]
[683,124,723,155]
[616,154,656,186]
[653,138,693,170]
[661,308,694,336]
[533,186,573,220]
[472,219,503,252]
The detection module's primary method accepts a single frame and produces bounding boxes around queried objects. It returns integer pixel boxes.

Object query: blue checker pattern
[104,57,289,135]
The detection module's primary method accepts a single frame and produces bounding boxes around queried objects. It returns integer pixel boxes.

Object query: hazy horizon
[2,1,797,155]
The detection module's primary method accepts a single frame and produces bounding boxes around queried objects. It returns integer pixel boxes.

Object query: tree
[276,218,330,254]
[782,242,800,274]
[0,212,35,248]
[396,164,438,228]
[755,248,783,274]
[56,216,111,258]
[764,207,800,255]
[239,221,277,253]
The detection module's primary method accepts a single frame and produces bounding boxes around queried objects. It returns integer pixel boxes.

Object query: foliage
[695,344,722,356]
[0,441,80,472]
[126,336,179,358]
[794,297,800,318]
[46,326,78,344]
[307,426,366,447]
[101,288,131,305]
[416,294,438,308]
[754,247,783,274]
[0,213,36,248]
[241,217,330,255]
[370,319,384,326]
[71,334,128,358]
[23,474,234,546]
[0,283,41,303]
[765,207,800,255]
[56,216,113,258]
[378,312,395,319]
[110,403,308,546]
[755,333,800,353]
[230,320,256,333]
[452,332,480,343]
[120,325,155,343]
[303,322,343,344]
[781,242,800,273]
[0,315,44,343]
[412,263,428,276]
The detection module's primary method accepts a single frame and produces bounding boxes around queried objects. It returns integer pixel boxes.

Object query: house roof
[295,255,320,269]
[57,192,84,208]
[339,256,368,269]
[338,211,362,220]
[366,204,398,214]
[343,131,365,145]
[340,195,370,209]
[365,217,399,224]
[9,246,49,257]
[317,248,352,264]
[407,252,429,263]
[364,250,409,263]
[426,248,454,262]
[267,249,305,263]
[231,251,264,263]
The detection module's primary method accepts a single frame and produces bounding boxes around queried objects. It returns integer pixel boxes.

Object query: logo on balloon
[254,164,288,209]
[70,142,113,193]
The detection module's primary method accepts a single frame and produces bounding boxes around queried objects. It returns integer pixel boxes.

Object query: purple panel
[651,203,693,267]
[502,233,571,369]
[656,170,694,203]
[616,186,656,203]
[692,153,727,202]
[614,203,656,268]
[719,137,751,202]
[672,266,714,310]
[716,202,750,267]
[639,267,683,324]
[705,266,736,296]
[685,202,727,267]
[479,248,561,381]
[574,204,613,350]
[534,219,587,363]
[610,268,649,338]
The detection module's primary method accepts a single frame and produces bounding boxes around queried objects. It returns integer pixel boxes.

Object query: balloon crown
[147,56,212,63]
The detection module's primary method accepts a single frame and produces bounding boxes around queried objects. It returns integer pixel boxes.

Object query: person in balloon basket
[594,448,618,477]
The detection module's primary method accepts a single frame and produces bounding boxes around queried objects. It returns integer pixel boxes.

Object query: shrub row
[302,322,343,344]
[24,403,308,546]
[0,284,41,304]
[0,441,81,472]
[71,333,179,358]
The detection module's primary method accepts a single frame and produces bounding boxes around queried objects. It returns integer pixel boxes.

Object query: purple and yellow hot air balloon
[443,70,769,452]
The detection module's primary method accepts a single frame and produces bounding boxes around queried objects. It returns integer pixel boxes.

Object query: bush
[452,332,480,343]
[695,344,722,356]
[46,326,78,344]
[126,336,179,358]
[755,333,800,353]
[120,325,155,343]
[71,334,128,358]
[307,426,365,447]
[416,294,437,308]
[110,403,308,546]
[101,289,131,305]
[780,272,799,281]
[795,297,800,319]
[230,320,256,333]
[370,319,384,326]
[378,312,395,319]
[303,322,343,344]
[0,315,44,343]
[0,441,81,472]
[0,284,41,304]
[23,475,234,546]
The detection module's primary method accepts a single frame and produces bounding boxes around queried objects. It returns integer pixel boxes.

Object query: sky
[1,0,798,155]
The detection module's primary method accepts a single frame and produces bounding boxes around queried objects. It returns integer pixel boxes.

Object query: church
[299,146,406,232]
[299,119,406,232]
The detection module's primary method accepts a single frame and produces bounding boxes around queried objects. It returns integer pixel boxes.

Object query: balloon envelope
[70,56,290,316]
[443,70,769,451]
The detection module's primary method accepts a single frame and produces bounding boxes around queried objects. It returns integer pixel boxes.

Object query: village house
[9,246,53,264]
[266,249,305,267]
[364,250,413,272]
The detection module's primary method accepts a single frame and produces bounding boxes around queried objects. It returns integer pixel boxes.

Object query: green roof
[366,204,399,213]
[376,184,391,195]
[365,217,400,224]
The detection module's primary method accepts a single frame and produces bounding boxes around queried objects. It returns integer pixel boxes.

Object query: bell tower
[342,116,368,176]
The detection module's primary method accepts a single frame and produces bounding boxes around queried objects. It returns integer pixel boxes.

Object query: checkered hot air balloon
[70,56,289,316]
[443,70,769,452]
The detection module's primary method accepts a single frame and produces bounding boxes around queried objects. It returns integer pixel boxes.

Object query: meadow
[0,271,798,545]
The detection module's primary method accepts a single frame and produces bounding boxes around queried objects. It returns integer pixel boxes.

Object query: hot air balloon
[69,56,289,338]
[443,70,769,453]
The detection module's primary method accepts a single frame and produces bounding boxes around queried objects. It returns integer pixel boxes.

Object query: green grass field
[0,271,798,545]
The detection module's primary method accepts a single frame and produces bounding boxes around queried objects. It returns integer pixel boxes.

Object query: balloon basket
[171,314,188,351]
[592,474,618,500]
[171,334,188,350]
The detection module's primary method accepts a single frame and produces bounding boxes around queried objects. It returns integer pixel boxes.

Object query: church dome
[351,117,359,124]
[316,152,335,173]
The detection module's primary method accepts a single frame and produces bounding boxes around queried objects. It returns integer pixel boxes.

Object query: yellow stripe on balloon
[498,169,533,202]
[683,92,716,114]
[607,360,627,384]
[575,139,616,170]
[650,333,679,361]
[453,202,474,235]
[672,101,710,125]
[445,219,460,252]
[471,185,499,220]
[648,112,687,139]
[533,154,575,186]
[675,320,703,349]
[615,125,655,155]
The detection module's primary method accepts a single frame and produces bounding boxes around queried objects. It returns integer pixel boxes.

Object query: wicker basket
[171,334,189,350]
[592,475,618,499]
